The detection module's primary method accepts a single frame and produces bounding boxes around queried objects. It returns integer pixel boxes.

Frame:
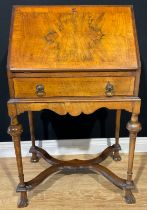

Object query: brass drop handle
[105,82,114,97]
[36,84,45,97]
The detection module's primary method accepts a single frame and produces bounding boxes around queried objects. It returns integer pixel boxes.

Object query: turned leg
[8,116,28,208]
[28,111,39,162]
[113,110,121,161]
[125,113,141,204]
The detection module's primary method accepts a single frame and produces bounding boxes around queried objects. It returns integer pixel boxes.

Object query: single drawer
[13,77,135,98]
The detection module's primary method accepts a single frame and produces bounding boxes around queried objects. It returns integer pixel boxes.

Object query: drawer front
[13,77,135,98]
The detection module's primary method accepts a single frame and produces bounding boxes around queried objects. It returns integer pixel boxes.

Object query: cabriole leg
[113,110,121,161]
[8,116,28,208]
[28,111,39,163]
[125,113,141,204]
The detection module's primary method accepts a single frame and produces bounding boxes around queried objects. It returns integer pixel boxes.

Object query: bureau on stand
[7,5,141,207]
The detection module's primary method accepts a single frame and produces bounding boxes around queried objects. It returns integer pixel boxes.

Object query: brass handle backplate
[36,84,45,97]
[105,82,114,97]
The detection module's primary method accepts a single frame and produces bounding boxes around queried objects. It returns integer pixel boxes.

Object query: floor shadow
[28,149,116,201]
[134,154,147,193]
[0,158,17,196]
[28,166,97,199]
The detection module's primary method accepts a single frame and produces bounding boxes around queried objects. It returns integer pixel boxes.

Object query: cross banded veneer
[7,5,141,207]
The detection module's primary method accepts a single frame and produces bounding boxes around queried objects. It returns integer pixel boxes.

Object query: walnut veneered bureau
[7,5,142,207]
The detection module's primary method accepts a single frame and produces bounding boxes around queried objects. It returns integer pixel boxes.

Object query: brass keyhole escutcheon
[105,82,114,97]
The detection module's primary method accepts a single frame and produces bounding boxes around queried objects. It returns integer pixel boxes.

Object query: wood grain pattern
[7,5,141,207]
[8,5,139,71]
[13,76,135,98]
[8,97,141,117]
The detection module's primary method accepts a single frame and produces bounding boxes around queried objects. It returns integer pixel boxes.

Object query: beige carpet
[0,153,147,210]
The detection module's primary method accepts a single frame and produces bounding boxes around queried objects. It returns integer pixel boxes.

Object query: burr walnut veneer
[7,5,141,208]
